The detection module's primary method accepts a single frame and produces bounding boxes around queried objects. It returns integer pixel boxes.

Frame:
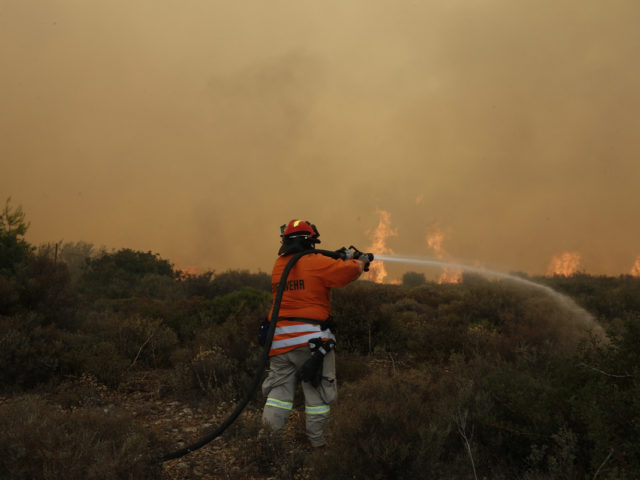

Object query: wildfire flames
[426,226,462,284]
[546,251,582,277]
[631,256,640,277]
[361,210,635,280]
[364,209,397,283]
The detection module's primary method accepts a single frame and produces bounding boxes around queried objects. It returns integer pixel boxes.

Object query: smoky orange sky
[2,0,639,278]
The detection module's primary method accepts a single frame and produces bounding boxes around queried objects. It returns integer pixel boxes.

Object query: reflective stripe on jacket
[270,319,336,354]
[268,253,364,356]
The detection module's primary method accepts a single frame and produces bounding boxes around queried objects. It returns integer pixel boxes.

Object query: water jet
[375,254,604,338]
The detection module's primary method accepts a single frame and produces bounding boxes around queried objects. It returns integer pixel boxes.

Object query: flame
[631,256,640,277]
[426,226,462,284]
[438,268,463,284]
[546,251,582,277]
[426,230,445,253]
[415,194,424,205]
[364,209,397,283]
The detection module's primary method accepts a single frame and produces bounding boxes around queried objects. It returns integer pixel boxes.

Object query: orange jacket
[268,253,364,356]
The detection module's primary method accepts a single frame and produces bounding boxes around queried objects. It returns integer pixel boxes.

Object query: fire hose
[159,246,372,462]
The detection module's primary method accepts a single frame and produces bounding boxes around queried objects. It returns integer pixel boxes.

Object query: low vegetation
[1,198,638,479]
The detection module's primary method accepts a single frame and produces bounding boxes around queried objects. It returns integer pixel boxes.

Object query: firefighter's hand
[336,247,354,260]
[356,252,373,271]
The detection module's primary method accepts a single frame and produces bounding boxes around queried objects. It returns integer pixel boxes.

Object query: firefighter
[262,219,371,448]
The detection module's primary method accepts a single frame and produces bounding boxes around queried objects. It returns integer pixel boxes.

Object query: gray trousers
[262,347,337,447]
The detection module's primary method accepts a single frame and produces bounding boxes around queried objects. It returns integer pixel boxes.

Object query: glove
[336,247,355,260]
[355,251,374,272]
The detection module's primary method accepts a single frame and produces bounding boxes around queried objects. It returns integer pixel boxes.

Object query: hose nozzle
[348,246,373,260]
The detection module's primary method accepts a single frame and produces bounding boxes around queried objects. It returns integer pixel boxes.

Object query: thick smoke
[1,0,639,274]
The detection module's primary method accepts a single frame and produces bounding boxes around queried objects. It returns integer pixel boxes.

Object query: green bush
[210,269,271,296]
[0,395,160,480]
[175,269,270,299]
[542,274,640,321]
[475,358,564,464]
[111,315,178,369]
[104,296,169,321]
[80,248,175,299]
[1,249,76,325]
[331,283,401,354]
[164,287,270,341]
[49,331,128,388]
[0,315,131,389]
[169,310,263,401]
[0,275,20,315]
[567,317,640,477]
[79,312,178,369]
[0,315,65,388]
[163,295,209,340]
[15,252,77,326]
[205,287,272,324]
[79,341,130,388]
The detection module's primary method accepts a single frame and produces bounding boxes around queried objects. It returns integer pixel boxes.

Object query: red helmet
[280,219,320,240]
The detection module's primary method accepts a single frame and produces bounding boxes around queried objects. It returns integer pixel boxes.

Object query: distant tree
[0,200,75,320]
[210,269,271,296]
[402,271,426,288]
[81,248,175,299]
[176,269,271,299]
[59,241,97,281]
[179,270,215,298]
[0,198,34,275]
[16,250,75,325]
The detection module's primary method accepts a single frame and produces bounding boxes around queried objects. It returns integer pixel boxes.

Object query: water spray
[375,254,603,336]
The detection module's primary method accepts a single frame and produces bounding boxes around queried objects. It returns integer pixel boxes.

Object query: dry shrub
[0,395,160,480]
[187,346,240,399]
[0,315,64,388]
[336,351,371,383]
[169,311,263,401]
[331,283,402,354]
[77,340,129,387]
[111,315,178,368]
[46,373,108,410]
[309,367,463,480]
[0,314,131,389]
[222,409,311,479]
[169,345,251,402]
[81,313,178,369]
